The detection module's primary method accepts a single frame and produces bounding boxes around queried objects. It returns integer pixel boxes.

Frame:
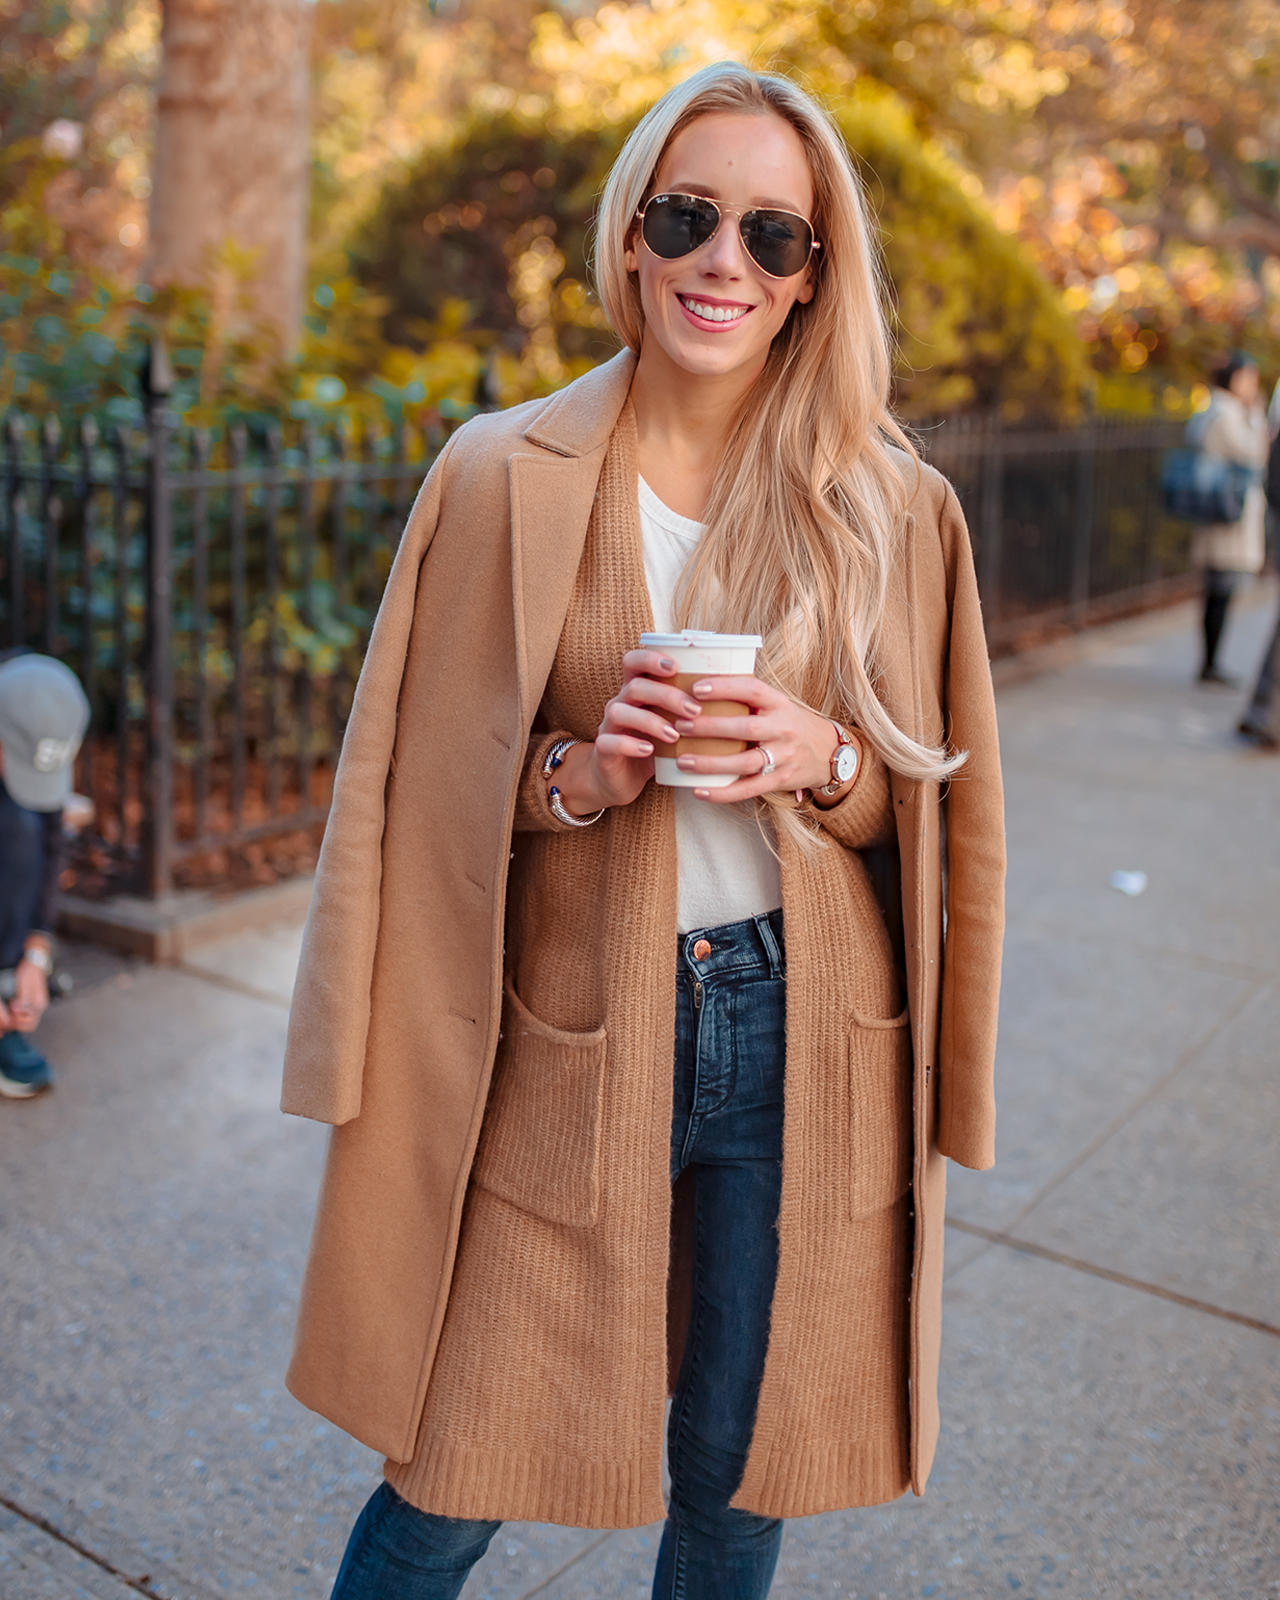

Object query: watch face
[834,743,858,783]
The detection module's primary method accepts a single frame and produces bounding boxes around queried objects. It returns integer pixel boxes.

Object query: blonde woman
[284,62,1005,1600]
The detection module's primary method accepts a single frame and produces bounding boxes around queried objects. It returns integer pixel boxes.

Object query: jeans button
[692,939,711,961]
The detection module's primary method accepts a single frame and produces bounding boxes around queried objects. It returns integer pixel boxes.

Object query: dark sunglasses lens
[741,210,812,277]
[642,195,720,259]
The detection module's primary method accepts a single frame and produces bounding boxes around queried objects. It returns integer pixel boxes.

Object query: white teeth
[680,297,748,323]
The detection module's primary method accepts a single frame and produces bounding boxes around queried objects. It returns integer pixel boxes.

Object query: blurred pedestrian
[1189,353,1268,685]
[0,653,90,1099]
[284,63,1005,1600]
[1237,376,1280,748]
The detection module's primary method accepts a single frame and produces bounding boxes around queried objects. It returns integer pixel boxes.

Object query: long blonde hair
[594,63,964,832]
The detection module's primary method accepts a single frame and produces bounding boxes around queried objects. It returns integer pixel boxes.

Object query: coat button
[693,939,711,960]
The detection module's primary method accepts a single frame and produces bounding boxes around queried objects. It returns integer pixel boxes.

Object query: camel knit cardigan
[382,407,915,1525]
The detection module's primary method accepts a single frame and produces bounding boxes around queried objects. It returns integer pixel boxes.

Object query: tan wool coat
[281,351,1006,1527]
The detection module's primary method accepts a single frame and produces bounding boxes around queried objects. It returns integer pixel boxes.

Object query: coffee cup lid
[640,630,763,649]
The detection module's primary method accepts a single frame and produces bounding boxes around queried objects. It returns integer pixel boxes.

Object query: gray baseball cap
[0,654,91,812]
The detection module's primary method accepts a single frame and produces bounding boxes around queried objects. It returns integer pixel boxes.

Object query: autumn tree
[0,0,156,275]
[147,0,314,350]
[1019,2,1279,255]
[963,0,1280,391]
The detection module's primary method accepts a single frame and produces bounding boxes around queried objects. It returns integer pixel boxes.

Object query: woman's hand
[9,956,50,1033]
[551,649,703,817]
[671,677,844,803]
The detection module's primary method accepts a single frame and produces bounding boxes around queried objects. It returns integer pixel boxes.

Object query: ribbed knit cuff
[810,735,895,850]
[513,729,592,833]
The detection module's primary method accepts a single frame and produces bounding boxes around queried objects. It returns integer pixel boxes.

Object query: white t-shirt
[638,476,783,934]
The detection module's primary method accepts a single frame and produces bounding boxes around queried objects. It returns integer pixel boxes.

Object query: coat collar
[510,358,639,732]
[523,349,637,458]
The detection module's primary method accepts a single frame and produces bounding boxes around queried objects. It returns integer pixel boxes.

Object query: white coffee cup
[639,630,762,787]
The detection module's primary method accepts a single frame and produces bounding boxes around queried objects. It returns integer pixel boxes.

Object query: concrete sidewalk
[2,591,1277,1599]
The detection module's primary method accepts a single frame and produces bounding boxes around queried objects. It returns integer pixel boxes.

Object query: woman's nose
[699,216,750,277]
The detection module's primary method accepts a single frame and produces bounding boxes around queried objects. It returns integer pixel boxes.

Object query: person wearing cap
[0,652,91,1099]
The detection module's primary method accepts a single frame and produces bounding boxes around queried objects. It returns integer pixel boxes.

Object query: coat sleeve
[936,484,1006,1171]
[280,433,461,1125]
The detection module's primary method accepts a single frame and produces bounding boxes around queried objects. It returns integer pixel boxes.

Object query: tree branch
[1202,139,1280,230]
[1142,206,1280,260]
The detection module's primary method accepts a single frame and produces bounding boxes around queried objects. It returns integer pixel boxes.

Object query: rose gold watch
[816,723,859,796]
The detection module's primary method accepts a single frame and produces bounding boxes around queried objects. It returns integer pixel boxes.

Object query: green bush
[0,142,496,440]
[834,88,1088,418]
[351,84,1089,419]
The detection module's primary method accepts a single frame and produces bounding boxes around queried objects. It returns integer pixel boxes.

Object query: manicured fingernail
[662,725,680,741]
[637,742,653,754]
[693,681,713,695]
[682,700,702,716]
[677,756,696,769]
[693,788,710,798]
[659,657,676,671]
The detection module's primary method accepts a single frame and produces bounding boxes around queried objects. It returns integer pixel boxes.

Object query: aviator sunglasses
[635,192,821,280]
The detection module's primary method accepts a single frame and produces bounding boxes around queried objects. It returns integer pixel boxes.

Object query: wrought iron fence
[921,414,1189,648]
[2,405,428,899]
[1,405,1190,900]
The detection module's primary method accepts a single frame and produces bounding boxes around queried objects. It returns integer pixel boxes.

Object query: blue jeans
[0,783,47,969]
[331,910,787,1600]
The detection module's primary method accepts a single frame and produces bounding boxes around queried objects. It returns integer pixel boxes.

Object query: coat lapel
[510,351,637,732]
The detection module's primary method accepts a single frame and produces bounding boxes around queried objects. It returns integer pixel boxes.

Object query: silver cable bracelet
[543,737,606,827]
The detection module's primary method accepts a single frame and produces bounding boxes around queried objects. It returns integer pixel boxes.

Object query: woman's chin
[650,328,770,384]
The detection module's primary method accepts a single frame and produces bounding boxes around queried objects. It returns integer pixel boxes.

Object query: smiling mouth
[678,295,752,324]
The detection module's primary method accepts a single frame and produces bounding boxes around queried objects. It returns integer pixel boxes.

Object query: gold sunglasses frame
[634,192,822,280]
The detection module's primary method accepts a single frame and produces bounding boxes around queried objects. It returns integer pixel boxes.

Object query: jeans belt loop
[754,911,785,981]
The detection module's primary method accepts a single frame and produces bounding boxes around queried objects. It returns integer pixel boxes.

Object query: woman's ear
[624,222,639,274]
[795,272,815,306]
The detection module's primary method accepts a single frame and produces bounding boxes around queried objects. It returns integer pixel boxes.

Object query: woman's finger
[596,731,656,761]
[689,675,784,708]
[603,699,682,744]
[620,648,678,683]
[691,775,780,803]
[675,749,776,776]
[618,676,703,717]
[673,712,778,742]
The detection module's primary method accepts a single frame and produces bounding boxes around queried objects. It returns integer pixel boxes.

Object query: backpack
[1160,401,1256,523]
[1161,450,1255,523]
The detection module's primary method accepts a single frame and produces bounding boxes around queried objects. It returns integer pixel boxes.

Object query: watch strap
[817,723,858,797]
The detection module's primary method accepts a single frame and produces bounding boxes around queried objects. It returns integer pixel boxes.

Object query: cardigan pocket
[848,1004,913,1219]
[471,975,608,1228]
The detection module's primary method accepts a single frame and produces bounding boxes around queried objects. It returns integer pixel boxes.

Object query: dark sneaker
[1198,667,1241,687]
[0,1032,53,1098]
[1238,718,1280,751]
